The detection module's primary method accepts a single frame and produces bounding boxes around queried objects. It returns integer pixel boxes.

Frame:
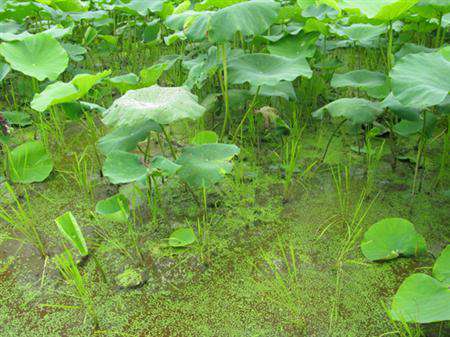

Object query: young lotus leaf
[390,273,450,323]
[339,0,419,21]
[31,70,111,112]
[191,131,219,145]
[313,98,383,125]
[8,141,53,183]
[175,143,240,188]
[432,245,450,285]
[55,211,88,256]
[102,85,205,127]
[393,113,437,138]
[95,194,129,223]
[208,0,280,43]
[361,218,427,261]
[168,227,196,247]
[331,70,389,99]
[0,33,68,81]
[103,151,148,184]
[98,120,161,156]
[391,52,450,109]
[228,53,312,87]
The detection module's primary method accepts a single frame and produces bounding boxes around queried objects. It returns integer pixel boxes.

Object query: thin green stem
[232,86,260,142]
[220,44,230,139]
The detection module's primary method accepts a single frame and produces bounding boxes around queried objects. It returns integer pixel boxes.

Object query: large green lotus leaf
[390,273,450,323]
[0,33,68,81]
[98,120,161,156]
[208,0,280,43]
[103,151,148,184]
[55,211,88,256]
[115,0,167,16]
[102,85,205,127]
[267,33,318,59]
[95,194,129,223]
[433,245,450,285]
[313,98,383,125]
[361,218,427,261]
[391,52,450,109]
[331,70,389,99]
[331,23,386,45]
[381,93,420,121]
[8,141,53,184]
[175,143,240,188]
[168,227,196,247]
[228,53,312,87]
[339,0,419,20]
[31,70,111,112]
[195,0,244,10]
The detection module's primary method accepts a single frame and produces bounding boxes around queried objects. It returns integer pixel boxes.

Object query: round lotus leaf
[432,245,450,285]
[331,70,389,99]
[391,52,450,109]
[228,53,312,87]
[361,218,427,261]
[313,98,383,125]
[175,143,240,188]
[102,85,206,127]
[8,141,53,184]
[339,0,419,21]
[0,33,68,81]
[95,194,129,223]
[390,273,450,323]
[168,227,196,247]
[208,0,280,43]
[103,151,148,184]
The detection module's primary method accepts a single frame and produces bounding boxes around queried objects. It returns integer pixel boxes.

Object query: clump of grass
[0,182,46,257]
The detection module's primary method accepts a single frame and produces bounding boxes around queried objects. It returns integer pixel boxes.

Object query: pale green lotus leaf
[103,151,148,184]
[339,0,419,20]
[208,0,280,43]
[0,33,68,81]
[228,53,312,87]
[102,85,205,127]
[390,273,450,323]
[168,227,196,247]
[361,218,427,261]
[175,143,240,188]
[313,98,383,125]
[391,52,450,109]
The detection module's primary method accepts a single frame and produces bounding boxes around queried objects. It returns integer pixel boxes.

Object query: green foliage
[168,227,196,247]
[361,218,427,261]
[102,85,206,127]
[175,143,240,188]
[0,33,68,81]
[95,194,129,223]
[7,141,53,183]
